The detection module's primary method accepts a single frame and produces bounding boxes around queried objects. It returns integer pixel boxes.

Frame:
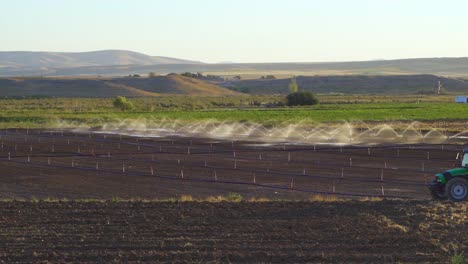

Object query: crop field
[0,200,466,263]
[0,128,467,200]
[0,128,467,262]
[0,95,465,129]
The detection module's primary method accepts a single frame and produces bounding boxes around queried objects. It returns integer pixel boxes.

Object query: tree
[113,96,135,111]
[148,72,157,78]
[286,91,319,106]
[289,77,298,93]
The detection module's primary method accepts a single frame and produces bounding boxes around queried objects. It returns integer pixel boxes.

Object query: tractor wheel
[446,178,468,202]
[430,188,447,200]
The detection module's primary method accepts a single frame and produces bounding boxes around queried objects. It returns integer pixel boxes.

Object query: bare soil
[0,200,466,263]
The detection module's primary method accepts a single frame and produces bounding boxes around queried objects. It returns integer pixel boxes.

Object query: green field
[0,95,465,129]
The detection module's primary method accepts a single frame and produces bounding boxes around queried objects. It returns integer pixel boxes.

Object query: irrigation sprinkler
[252,172,256,184]
[150,166,154,175]
[397,148,400,157]
[380,169,384,181]
[288,152,291,163]
[27,155,30,163]
[214,169,218,181]
[381,185,385,196]
[290,177,294,189]
[426,152,430,160]
[47,157,51,165]
[349,158,353,167]
[180,169,184,178]
[187,147,190,155]
[367,148,371,156]
[341,168,344,178]
[234,159,237,169]
[122,163,126,173]
[421,162,425,172]
[8,152,10,160]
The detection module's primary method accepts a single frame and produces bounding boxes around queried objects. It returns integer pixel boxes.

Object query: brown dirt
[0,129,465,200]
[0,201,465,263]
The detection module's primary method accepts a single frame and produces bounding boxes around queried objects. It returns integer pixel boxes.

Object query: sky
[1,0,468,63]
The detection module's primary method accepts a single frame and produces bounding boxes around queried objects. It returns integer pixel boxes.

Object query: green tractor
[428,148,468,201]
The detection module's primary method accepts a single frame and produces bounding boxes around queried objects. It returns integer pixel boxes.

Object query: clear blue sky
[1,0,467,63]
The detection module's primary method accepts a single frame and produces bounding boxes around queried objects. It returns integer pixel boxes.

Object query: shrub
[226,192,243,202]
[286,91,319,106]
[113,96,135,111]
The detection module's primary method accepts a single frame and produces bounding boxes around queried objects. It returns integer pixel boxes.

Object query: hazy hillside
[2,51,468,77]
[0,50,202,69]
[0,74,239,97]
[224,75,468,95]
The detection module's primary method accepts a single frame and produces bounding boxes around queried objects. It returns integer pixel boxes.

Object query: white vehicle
[455,96,468,103]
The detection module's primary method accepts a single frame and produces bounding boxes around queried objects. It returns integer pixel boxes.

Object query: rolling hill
[0,74,239,97]
[223,75,468,95]
[0,50,202,69]
[2,50,468,78]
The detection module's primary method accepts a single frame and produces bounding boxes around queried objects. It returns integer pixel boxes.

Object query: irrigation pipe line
[1,151,429,187]
[0,158,422,200]
[0,132,461,167]
[1,129,466,155]
[0,138,454,180]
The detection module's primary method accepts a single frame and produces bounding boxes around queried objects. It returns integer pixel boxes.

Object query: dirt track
[0,200,466,263]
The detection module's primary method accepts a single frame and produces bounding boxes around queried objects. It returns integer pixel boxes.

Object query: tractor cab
[461,148,468,167]
[428,148,468,201]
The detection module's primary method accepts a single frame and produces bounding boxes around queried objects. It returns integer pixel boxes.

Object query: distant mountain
[0,74,239,97]
[2,51,468,78]
[0,50,203,69]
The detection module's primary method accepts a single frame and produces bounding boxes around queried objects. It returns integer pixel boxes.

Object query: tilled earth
[0,129,466,200]
[0,200,466,263]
